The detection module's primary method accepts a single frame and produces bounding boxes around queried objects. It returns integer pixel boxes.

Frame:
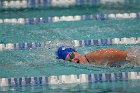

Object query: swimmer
[56,46,140,66]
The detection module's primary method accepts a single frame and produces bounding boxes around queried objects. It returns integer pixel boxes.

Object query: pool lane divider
[0,12,140,24]
[0,37,140,51]
[0,72,140,87]
[0,0,128,9]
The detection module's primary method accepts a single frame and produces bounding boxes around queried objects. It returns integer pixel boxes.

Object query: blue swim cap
[56,46,76,60]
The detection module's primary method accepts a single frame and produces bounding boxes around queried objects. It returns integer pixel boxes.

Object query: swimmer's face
[65,52,81,63]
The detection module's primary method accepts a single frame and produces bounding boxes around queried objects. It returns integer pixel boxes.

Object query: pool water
[0,2,140,93]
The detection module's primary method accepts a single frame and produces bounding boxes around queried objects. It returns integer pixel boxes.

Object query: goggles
[68,52,80,63]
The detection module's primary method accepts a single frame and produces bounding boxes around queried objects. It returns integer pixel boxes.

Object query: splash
[126,46,140,65]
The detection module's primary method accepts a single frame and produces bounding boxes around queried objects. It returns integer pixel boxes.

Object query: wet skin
[65,48,128,65]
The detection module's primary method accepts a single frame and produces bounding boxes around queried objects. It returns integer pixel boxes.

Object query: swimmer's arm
[85,48,128,64]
